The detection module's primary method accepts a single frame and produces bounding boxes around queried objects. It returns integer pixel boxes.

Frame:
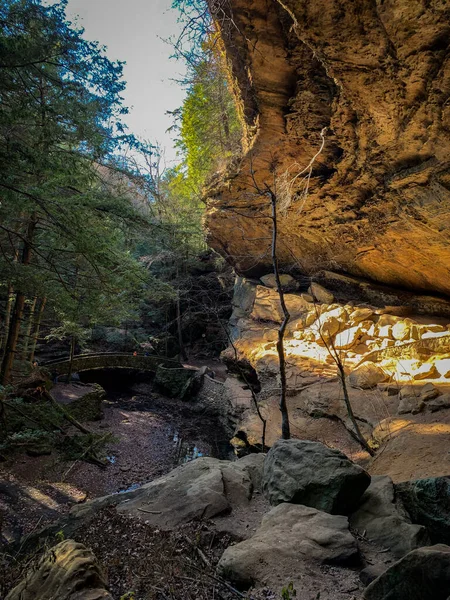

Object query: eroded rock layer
[205,0,450,297]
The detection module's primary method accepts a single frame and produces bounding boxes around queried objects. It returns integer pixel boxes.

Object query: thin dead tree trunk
[2,285,15,355]
[312,299,374,456]
[29,297,47,364]
[269,189,291,440]
[1,248,20,357]
[176,266,187,361]
[176,293,187,361]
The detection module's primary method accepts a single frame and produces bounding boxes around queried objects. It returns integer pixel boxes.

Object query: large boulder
[364,545,450,600]
[71,457,253,530]
[251,286,311,323]
[6,540,112,600]
[348,362,388,389]
[350,475,429,558]
[395,477,450,544]
[262,439,370,514]
[229,277,257,337]
[235,453,266,491]
[218,503,358,588]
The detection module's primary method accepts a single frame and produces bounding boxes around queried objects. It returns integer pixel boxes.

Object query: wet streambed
[0,368,233,541]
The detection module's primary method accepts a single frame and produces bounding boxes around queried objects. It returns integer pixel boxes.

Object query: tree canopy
[0,0,153,382]
[0,0,241,384]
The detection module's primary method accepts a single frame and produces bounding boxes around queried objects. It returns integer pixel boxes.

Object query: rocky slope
[205,0,450,298]
[6,445,450,600]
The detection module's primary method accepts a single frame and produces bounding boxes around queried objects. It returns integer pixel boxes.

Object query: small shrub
[282,582,297,599]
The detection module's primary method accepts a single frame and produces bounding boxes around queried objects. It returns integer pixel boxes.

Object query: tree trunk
[0,216,37,384]
[66,334,76,383]
[337,360,375,456]
[0,294,26,385]
[1,285,15,355]
[1,247,19,357]
[176,293,187,361]
[29,297,47,364]
[21,296,37,361]
[311,301,374,456]
[270,190,291,440]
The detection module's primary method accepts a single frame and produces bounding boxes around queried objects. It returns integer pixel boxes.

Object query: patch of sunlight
[251,338,331,365]
[373,418,450,443]
[25,486,59,509]
[348,449,368,462]
[373,418,413,440]
[412,422,450,435]
[382,357,450,383]
[51,482,86,502]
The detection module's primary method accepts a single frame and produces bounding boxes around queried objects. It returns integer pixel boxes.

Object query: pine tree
[0,0,151,383]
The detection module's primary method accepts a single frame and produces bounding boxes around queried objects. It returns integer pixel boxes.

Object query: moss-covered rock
[50,383,105,421]
[154,364,197,398]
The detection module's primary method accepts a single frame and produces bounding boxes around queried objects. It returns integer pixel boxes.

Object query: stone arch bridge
[43,353,183,376]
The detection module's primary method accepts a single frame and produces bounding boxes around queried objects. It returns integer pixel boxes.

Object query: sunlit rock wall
[224,277,450,390]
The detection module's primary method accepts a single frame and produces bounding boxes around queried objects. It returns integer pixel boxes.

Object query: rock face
[349,475,429,558]
[363,544,450,600]
[205,0,450,299]
[396,477,450,544]
[217,503,358,587]
[262,439,370,513]
[6,540,112,600]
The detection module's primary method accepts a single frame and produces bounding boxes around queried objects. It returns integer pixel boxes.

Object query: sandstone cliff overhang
[205,0,450,298]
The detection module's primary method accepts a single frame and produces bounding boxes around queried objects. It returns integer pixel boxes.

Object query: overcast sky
[61,0,187,165]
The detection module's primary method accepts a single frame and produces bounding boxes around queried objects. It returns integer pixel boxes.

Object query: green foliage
[0,428,54,449]
[169,1,242,191]
[89,326,107,344]
[46,320,89,346]
[0,0,164,378]
[104,329,139,351]
[56,432,116,461]
[281,582,297,600]
[174,46,242,191]
[2,398,64,437]
[55,530,65,543]
[0,0,236,376]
